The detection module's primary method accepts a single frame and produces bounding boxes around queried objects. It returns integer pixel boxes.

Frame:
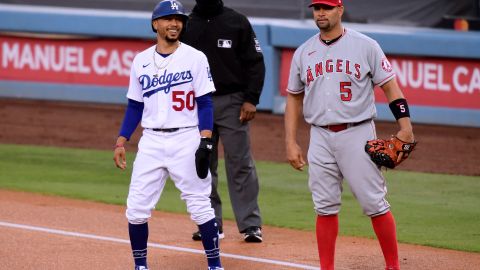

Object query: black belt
[151,128,180,132]
[150,126,195,133]
[314,119,371,132]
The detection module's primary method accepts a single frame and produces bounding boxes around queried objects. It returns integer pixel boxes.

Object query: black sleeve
[238,16,265,105]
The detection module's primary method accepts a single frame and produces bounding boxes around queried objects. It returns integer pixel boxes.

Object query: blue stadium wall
[0,4,479,127]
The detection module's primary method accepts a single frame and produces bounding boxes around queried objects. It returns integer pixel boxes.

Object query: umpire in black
[182,0,265,242]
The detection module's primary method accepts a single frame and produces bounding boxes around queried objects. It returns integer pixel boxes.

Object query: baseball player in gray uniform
[113,1,223,269]
[284,0,415,269]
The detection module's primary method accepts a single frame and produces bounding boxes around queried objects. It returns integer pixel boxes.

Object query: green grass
[0,144,479,252]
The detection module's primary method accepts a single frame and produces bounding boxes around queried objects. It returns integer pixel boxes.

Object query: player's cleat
[243,226,262,243]
[192,230,225,241]
[134,266,148,270]
[192,231,202,241]
[207,267,224,270]
[192,230,202,241]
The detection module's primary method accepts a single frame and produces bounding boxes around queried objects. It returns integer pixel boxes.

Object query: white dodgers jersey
[287,28,395,126]
[127,43,215,129]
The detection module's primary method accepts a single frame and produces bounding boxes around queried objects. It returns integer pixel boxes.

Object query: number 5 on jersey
[340,82,352,101]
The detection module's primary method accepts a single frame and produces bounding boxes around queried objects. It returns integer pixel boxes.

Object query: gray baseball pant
[209,91,262,233]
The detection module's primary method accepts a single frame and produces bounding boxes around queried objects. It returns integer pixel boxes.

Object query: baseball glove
[365,136,417,169]
[195,137,213,179]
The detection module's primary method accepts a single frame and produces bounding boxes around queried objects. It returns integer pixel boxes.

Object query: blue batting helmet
[151,0,188,32]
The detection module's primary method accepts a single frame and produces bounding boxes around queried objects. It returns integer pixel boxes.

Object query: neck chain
[153,42,180,73]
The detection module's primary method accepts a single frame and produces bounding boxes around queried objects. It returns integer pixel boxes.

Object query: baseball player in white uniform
[113,1,223,270]
[284,0,415,269]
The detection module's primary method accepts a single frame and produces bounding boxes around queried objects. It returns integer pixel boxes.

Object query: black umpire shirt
[181,6,265,105]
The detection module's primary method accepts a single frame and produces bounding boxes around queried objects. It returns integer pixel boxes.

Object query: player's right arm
[113,55,144,170]
[284,47,307,171]
[114,136,128,170]
[113,99,144,170]
[284,92,306,171]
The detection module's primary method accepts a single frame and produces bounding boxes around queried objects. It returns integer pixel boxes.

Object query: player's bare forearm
[285,93,306,171]
[396,118,414,142]
[113,136,128,170]
[286,143,306,171]
[200,130,212,138]
[381,79,415,142]
[116,136,127,146]
[381,78,405,101]
[284,93,304,143]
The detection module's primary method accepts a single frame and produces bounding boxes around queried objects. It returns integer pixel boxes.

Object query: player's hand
[286,141,306,171]
[113,146,127,170]
[195,137,213,179]
[239,102,256,123]
[394,129,415,163]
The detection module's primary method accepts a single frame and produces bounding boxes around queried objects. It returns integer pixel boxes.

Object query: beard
[316,20,333,32]
[166,36,179,43]
[161,28,181,43]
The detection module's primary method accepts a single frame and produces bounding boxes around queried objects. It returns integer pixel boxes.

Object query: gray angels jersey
[287,28,395,126]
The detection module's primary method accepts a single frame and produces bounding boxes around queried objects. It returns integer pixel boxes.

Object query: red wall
[279,49,480,109]
[0,35,153,86]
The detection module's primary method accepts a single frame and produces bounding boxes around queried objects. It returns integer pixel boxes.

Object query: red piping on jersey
[318,28,347,47]
[376,73,396,87]
[286,88,304,94]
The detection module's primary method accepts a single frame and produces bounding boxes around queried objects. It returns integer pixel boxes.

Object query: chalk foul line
[0,221,320,270]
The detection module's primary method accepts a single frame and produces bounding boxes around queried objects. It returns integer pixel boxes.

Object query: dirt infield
[1,98,480,269]
[2,190,480,270]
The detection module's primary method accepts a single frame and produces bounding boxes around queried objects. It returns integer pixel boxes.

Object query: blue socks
[198,218,222,268]
[129,220,221,268]
[129,222,149,268]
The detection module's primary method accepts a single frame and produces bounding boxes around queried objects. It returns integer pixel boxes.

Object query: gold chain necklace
[152,42,180,73]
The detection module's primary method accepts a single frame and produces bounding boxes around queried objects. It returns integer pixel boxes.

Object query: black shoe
[243,226,262,243]
[192,230,202,241]
[192,230,224,241]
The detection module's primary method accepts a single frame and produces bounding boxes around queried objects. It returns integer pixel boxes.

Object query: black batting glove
[195,137,213,179]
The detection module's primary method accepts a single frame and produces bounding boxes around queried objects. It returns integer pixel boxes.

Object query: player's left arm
[370,40,414,143]
[193,53,215,138]
[193,58,214,179]
[196,93,213,138]
[194,93,213,179]
[380,78,415,144]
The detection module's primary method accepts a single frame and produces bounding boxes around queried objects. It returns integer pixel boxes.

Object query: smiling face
[152,14,184,43]
[312,4,344,33]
